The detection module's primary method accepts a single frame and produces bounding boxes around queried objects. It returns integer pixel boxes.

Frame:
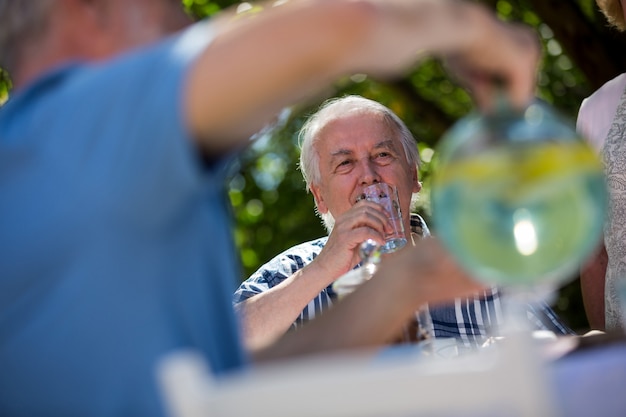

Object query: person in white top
[577,0,626,332]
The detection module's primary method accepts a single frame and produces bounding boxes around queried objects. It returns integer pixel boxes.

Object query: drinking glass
[332,239,381,299]
[334,183,431,345]
[356,183,407,253]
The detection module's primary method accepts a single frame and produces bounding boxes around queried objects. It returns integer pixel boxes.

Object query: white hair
[298,95,421,232]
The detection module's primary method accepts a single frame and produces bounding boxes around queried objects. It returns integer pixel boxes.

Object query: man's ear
[310,183,329,214]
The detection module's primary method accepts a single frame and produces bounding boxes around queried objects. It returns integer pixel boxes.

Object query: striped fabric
[233,214,573,347]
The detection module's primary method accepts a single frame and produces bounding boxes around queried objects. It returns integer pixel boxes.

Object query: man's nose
[358,160,382,185]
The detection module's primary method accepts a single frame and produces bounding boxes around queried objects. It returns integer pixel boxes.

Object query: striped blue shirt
[234,214,572,348]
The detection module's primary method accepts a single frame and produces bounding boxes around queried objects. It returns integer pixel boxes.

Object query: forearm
[580,241,607,330]
[237,262,339,350]
[185,0,376,150]
[252,267,420,362]
[185,0,537,153]
[253,238,485,363]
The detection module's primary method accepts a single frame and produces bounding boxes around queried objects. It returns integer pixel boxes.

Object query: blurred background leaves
[2,0,624,332]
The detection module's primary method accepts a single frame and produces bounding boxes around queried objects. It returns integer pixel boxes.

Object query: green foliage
[182,0,239,18]
[0,68,10,105]
[229,110,327,272]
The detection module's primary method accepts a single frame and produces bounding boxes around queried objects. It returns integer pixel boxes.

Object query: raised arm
[253,237,486,362]
[183,0,539,153]
[236,201,390,350]
[235,261,342,351]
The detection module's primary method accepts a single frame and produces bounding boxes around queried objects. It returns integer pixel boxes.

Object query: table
[551,338,626,417]
[157,333,626,417]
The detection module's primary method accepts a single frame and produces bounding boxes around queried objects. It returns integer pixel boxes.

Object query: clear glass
[332,239,381,298]
[356,183,407,253]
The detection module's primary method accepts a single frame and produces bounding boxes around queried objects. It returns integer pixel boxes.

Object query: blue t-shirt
[0,22,247,417]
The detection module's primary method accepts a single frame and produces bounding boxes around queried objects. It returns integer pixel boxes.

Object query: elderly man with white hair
[234,95,572,350]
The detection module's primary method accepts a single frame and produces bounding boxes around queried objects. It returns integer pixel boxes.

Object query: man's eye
[335,160,353,172]
[375,152,394,162]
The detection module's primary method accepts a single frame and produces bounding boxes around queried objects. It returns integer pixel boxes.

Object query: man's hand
[444,19,540,111]
[313,201,390,281]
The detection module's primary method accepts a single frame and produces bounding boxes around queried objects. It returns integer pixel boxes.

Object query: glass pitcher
[430,100,607,290]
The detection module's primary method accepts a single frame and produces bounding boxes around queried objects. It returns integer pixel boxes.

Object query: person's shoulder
[580,72,626,115]
[0,64,80,112]
[410,213,430,238]
[167,20,215,61]
[242,236,328,286]
[280,237,329,259]
[596,72,626,95]
[577,72,626,150]
[253,237,328,270]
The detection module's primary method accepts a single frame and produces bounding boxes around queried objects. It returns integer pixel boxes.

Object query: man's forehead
[326,139,398,157]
